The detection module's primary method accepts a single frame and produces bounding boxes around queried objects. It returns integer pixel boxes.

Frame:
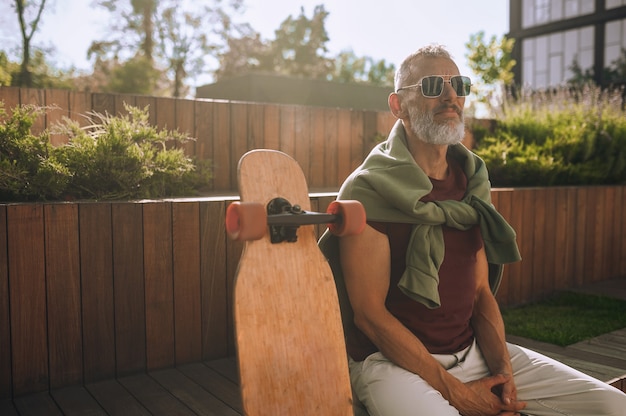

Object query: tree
[11,0,48,87]
[465,31,516,116]
[91,0,245,97]
[333,49,395,86]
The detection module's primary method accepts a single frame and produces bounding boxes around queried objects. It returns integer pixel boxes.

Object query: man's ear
[388,93,405,118]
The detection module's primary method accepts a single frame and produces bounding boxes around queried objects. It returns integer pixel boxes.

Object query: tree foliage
[90,0,246,96]
[465,31,516,116]
[12,0,48,87]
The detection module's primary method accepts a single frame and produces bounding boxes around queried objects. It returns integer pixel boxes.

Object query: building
[508,0,626,89]
[196,73,392,112]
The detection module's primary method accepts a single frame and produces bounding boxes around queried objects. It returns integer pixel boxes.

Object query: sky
[2,0,509,91]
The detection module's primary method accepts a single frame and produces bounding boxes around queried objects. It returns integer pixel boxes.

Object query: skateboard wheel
[326,200,366,237]
[226,202,267,241]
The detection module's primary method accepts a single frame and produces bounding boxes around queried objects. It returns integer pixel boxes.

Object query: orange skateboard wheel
[226,202,267,241]
[326,200,366,236]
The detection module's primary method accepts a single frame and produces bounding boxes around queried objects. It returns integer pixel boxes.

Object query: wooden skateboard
[226,149,365,415]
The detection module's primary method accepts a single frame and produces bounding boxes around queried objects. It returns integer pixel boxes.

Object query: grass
[501,291,626,347]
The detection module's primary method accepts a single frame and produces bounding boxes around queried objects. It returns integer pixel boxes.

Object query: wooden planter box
[1,187,626,399]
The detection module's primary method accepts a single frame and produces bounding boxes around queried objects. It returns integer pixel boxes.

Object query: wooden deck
[4,331,625,415]
[1,358,243,416]
[4,280,625,415]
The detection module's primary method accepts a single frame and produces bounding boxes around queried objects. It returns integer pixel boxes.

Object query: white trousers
[349,341,626,416]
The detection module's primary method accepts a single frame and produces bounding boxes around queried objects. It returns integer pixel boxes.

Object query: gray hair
[394,44,453,91]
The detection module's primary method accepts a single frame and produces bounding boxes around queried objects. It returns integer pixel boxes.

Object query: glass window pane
[551,0,563,20]
[606,0,622,9]
[564,29,579,67]
[579,49,593,71]
[536,36,549,71]
[580,0,595,14]
[606,21,621,45]
[523,0,535,27]
[550,55,563,85]
[550,33,563,54]
[523,38,535,59]
[605,44,621,67]
[580,26,594,50]
[523,58,535,86]
[564,0,579,18]
[536,72,548,89]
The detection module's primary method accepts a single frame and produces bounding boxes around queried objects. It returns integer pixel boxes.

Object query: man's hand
[453,374,526,416]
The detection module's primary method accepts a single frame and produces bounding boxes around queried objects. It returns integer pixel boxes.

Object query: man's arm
[339,225,523,415]
[470,246,525,410]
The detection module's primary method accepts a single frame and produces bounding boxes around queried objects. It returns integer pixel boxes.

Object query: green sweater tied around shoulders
[324,120,521,309]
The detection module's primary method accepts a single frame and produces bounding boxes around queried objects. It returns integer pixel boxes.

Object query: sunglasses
[395,75,472,97]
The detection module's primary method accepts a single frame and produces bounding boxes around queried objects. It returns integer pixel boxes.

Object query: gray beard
[408,107,465,145]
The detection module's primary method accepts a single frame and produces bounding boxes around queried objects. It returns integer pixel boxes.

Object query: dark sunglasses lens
[451,76,471,96]
[421,76,444,97]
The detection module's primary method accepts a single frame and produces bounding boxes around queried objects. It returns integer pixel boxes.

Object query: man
[320,44,626,415]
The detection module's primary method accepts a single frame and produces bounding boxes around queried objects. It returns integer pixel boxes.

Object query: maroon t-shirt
[347,157,483,360]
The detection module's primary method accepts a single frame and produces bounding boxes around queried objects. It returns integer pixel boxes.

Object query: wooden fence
[0,86,399,193]
[2,186,626,399]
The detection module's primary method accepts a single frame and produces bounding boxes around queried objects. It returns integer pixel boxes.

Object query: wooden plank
[112,203,146,376]
[506,189,525,306]
[200,201,229,359]
[51,385,108,415]
[0,206,11,399]
[492,190,512,306]
[45,89,70,146]
[79,203,116,382]
[231,102,249,189]
[225,202,244,355]
[589,187,605,282]
[553,188,574,290]
[20,88,46,134]
[143,202,176,370]
[0,86,21,117]
[0,399,19,415]
[194,100,215,166]
[608,187,623,278]
[13,391,63,416]
[530,189,547,297]
[7,205,48,395]
[119,373,197,415]
[310,107,327,189]
[323,108,339,190]
[349,110,364,174]
[173,202,202,365]
[178,362,243,413]
[91,93,115,117]
[205,357,240,385]
[155,96,176,131]
[279,105,296,158]
[150,368,241,416]
[212,102,232,191]
[573,187,588,287]
[68,90,92,127]
[44,204,83,389]
[87,379,151,415]
[114,93,136,117]
[336,109,352,186]
[247,102,265,151]
[176,98,196,157]
[262,104,280,151]
[294,105,312,183]
[519,189,535,304]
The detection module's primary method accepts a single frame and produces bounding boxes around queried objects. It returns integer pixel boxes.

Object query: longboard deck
[233,150,353,415]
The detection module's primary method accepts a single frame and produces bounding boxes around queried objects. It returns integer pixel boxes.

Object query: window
[606,0,626,9]
[605,18,626,68]
[522,0,595,28]
[522,26,595,88]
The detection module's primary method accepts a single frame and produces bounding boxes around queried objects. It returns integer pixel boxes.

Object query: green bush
[474,85,626,187]
[0,102,211,201]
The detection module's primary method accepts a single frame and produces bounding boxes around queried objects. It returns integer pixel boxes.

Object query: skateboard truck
[226,197,365,242]
[267,197,336,244]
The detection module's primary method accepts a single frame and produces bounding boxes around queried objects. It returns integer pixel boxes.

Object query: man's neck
[406,134,449,180]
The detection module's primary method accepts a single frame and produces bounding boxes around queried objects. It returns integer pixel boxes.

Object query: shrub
[0,102,211,201]
[474,85,626,187]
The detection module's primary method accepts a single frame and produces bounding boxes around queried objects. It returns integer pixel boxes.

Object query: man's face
[400,57,466,145]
